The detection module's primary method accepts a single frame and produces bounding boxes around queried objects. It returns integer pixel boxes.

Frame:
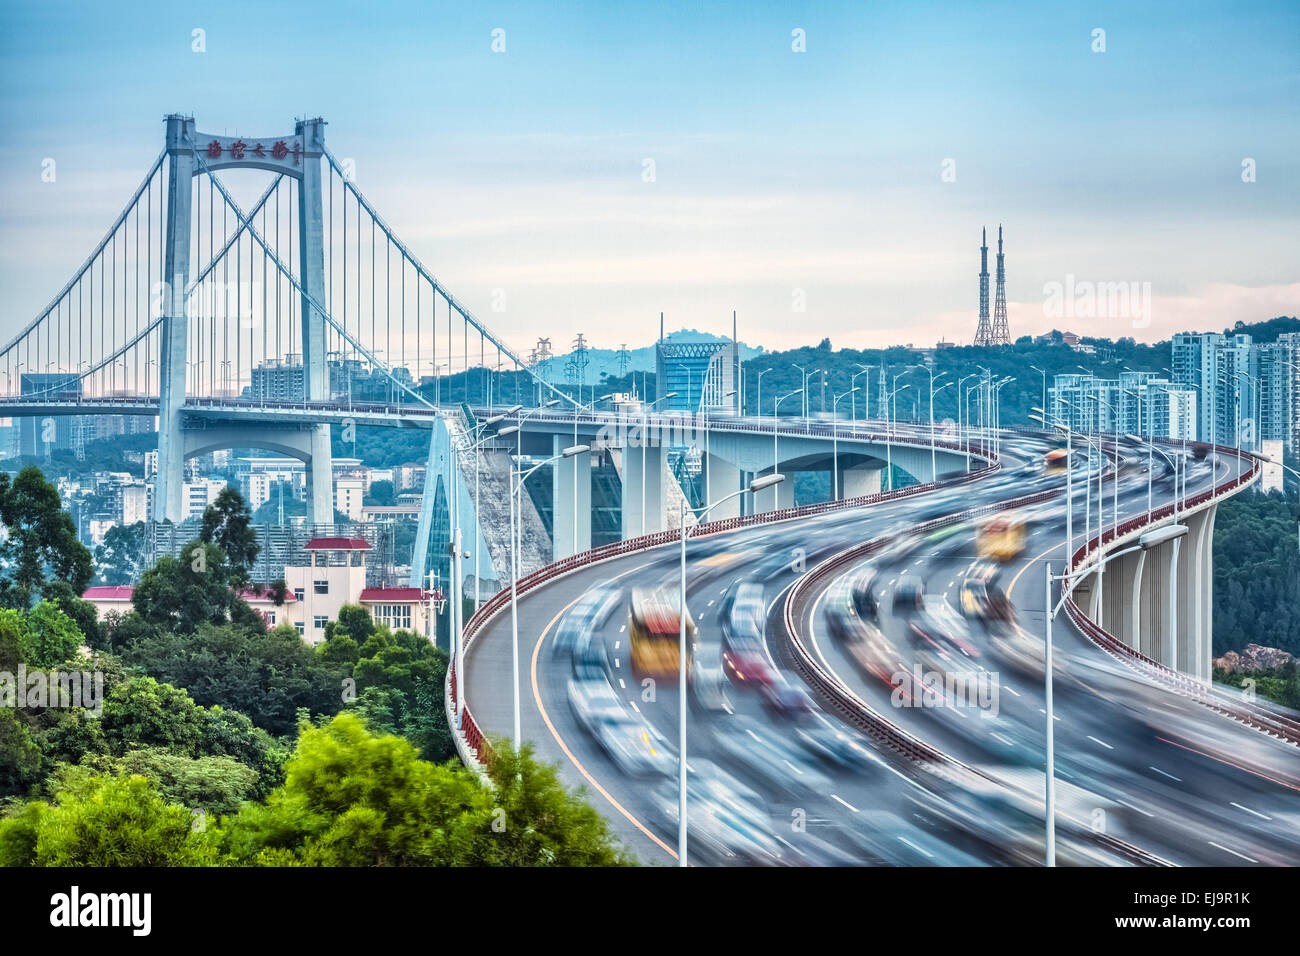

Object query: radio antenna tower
[991,224,1010,345]
[973,227,992,346]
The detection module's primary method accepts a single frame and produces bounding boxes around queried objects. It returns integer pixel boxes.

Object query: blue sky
[1,0,1297,351]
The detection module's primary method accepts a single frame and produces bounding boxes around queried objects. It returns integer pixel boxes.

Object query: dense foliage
[1212,491,1300,658]
[1212,661,1300,710]
[0,478,626,866]
[0,711,628,867]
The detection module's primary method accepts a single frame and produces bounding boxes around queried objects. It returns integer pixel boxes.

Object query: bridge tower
[152,115,334,523]
[156,115,197,523]
[296,117,334,524]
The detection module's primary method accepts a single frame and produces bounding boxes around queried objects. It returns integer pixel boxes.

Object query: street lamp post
[677,472,785,866]
[885,382,912,491]
[1030,364,1047,425]
[931,381,954,479]
[909,365,948,480]
[772,388,803,507]
[958,373,977,471]
[756,369,773,425]
[851,365,871,423]
[1041,524,1187,866]
[832,386,859,500]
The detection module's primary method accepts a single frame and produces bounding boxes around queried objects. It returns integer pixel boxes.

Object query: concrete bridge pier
[1081,502,1218,682]
[553,435,592,558]
[1177,504,1216,682]
[755,470,796,512]
[839,462,884,499]
[620,441,665,537]
[703,452,744,519]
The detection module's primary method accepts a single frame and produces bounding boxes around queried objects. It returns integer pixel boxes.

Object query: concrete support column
[621,440,665,537]
[755,471,796,513]
[1176,507,1213,679]
[296,117,333,526]
[155,115,195,523]
[553,434,591,558]
[1196,504,1218,682]
[840,462,883,499]
[308,425,334,525]
[1161,537,1181,668]
[704,453,743,518]
[1125,549,1147,651]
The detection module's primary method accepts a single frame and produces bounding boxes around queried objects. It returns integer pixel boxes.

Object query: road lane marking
[524,560,679,861]
[1115,798,1154,818]
[1156,736,1300,793]
[1208,841,1258,863]
[1086,735,1114,750]
[898,836,934,859]
[1231,802,1272,821]
[1149,766,1181,781]
[830,794,859,813]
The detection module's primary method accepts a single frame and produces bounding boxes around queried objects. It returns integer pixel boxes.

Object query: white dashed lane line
[830,794,859,813]
[1149,766,1181,782]
[1208,841,1258,864]
[1086,735,1114,750]
[1231,802,1272,821]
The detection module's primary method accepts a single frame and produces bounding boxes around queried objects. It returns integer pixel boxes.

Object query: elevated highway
[457,429,1300,866]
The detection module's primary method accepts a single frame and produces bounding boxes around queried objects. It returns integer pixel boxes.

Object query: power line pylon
[992,224,1010,346]
[974,227,992,346]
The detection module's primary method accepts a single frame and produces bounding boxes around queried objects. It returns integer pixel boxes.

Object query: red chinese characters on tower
[251,142,266,158]
[271,140,289,160]
[229,139,247,160]
[206,140,222,158]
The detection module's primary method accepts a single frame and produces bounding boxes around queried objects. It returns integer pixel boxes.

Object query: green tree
[118,622,343,737]
[130,541,263,635]
[0,467,93,608]
[216,714,629,866]
[92,521,149,586]
[364,479,397,506]
[200,487,260,590]
[0,774,216,866]
[56,749,258,816]
[1213,492,1300,657]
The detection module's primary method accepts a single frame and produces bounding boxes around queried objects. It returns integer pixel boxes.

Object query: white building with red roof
[83,537,441,645]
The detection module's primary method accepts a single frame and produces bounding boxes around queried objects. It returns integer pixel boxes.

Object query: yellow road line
[526,560,678,861]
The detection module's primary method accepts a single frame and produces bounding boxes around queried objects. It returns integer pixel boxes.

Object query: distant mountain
[530,328,766,385]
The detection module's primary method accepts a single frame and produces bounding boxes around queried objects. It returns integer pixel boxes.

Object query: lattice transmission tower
[973,227,992,346]
[991,224,1010,345]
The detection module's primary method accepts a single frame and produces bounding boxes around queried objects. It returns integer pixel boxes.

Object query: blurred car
[793,716,880,771]
[713,718,834,798]
[689,640,733,714]
[959,563,1015,624]
[720,582,776,689]
[567,678,671,778]
[654,759,783,865]
[758,678,817,719]
[906,775,1130,867]
[554,585,623,651]
[839,809,987,866]
[570,621,609,682]
[892,575,925,613]
[849,568,880,622]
